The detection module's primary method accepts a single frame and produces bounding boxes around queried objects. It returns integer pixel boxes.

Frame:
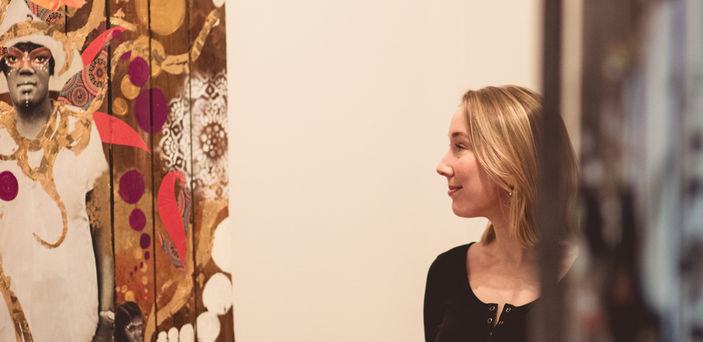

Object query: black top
[423,243,534,342]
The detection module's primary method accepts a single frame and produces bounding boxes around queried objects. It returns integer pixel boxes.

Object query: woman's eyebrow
[449,132,468,138]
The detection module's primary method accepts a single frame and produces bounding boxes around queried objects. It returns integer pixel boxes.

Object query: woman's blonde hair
[462,85,577,248]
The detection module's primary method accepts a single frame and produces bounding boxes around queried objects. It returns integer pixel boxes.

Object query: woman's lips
[448,186,462,196]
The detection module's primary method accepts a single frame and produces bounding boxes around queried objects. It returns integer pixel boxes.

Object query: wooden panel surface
[187,1,233,340]
[105,0,159,337]
[0,1,232,340]
[148,0,197,339]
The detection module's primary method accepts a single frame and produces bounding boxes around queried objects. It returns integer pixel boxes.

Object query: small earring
[508,186,514,197]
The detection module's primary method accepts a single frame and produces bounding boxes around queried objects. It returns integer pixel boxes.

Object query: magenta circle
[139,233,151,249]
[128,57,149,87]
[118,170,144,204]
[134,88,168,133]
[120,51,131,60]
[0,171,18,201]
[129,208,146,232]
[144,251,150,260]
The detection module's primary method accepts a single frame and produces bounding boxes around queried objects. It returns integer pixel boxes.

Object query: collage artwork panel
[0,0,232,340]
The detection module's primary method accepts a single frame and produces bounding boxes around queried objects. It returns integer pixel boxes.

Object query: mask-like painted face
[3,45,52,110]
[125,317,144,342]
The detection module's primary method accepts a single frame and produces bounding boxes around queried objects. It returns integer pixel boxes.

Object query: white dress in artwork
[0,108,107,341]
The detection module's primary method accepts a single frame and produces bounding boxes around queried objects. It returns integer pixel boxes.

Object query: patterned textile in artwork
[160,71,228,200]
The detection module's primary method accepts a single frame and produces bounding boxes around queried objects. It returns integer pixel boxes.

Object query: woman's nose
[18,65,34,75]
[436,154,453,177]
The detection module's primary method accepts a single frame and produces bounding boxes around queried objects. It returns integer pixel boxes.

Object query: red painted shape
[92,112,150,153]
[81,27,127,66]
[158,171,187,270]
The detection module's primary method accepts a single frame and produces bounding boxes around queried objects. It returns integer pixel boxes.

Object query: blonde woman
[425,86,578,341]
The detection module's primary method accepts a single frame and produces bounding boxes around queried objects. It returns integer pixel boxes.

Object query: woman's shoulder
[437,242,474,259]
[428,242,475,274]
[425,243,476,299]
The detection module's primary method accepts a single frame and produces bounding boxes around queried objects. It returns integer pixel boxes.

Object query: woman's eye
[5,56,16,64]
[452,143,466,151]
[34,57,47,64]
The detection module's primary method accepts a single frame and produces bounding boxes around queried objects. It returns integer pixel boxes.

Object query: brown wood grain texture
[64,0,117,322]
[17,0,233,340]
[105,0,158,335]
[188,0,233,340]
[149,0,197,337]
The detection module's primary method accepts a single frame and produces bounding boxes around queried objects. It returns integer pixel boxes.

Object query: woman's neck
[484,214,537,268]
[15,98,53,138]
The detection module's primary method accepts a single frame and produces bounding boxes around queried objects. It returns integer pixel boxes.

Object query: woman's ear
[500,175,517,192]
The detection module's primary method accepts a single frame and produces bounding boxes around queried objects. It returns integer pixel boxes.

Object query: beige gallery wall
[225,0,542,341]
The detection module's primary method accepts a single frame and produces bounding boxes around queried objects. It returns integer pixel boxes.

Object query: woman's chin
[451,204,475,218]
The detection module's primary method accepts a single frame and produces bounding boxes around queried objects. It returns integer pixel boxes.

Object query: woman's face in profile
[436,108,501,218]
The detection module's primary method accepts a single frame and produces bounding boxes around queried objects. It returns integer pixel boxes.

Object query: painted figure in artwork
[0,0,230,338]
[115,301,145,342]
[0,1,114,340]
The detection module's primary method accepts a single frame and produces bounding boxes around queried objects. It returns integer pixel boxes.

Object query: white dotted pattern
[211,217,232,273]
[168,327,179,342]
[179,324,195,342]
[196,311,221,342]
[156,331,168,342]
[203,272,233,315]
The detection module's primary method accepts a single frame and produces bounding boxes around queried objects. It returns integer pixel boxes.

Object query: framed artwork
[0,0,232,341]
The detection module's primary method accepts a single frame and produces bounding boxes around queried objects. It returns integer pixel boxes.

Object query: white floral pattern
[158,71,228,199]
[159,93,191,181]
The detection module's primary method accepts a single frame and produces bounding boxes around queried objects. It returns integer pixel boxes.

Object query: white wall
[226,1,541,341]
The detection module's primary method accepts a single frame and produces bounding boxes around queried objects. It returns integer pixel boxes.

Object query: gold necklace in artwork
[0,22,118,249]
[0,254,32,341]
[0,100,92,248]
